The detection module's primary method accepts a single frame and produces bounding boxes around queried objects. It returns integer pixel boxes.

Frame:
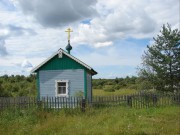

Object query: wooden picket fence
[0,93,180,111]
[40,97,84,110]
[0,96,84,110]
[0,97,37,110]
[92,93,180,108]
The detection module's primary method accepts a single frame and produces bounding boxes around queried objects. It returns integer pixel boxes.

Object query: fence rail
[0,93,180,111]
[92,93,180,108]
[0,97,36,109]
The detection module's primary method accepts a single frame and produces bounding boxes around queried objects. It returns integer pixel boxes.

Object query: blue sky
[0,0,179,78]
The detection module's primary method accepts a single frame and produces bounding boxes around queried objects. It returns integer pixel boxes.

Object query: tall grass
[93,88,137,96]
[0,106,179,135]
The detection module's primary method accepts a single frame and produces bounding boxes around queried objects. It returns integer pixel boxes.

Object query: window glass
[58,82,66,86]
[57,81,67,95]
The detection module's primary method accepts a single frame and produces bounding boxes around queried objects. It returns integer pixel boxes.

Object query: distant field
[0,106,179,135]
[93,88,138,96]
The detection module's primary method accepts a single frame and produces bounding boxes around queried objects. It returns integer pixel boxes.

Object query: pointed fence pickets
[0,93,180,111]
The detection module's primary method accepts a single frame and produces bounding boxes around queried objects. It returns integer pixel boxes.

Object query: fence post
[81,98,86,112]
[152,94,158,106]
[127,96,132,107]
[37,99,42,110]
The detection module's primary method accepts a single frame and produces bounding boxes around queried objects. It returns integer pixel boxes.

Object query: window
[55,80,69,96]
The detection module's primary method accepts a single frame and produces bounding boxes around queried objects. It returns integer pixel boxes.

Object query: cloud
[75,39,147,68]
[72,23,112,48]
[72,0,179,47]
[0,23,37,57]
[0,39,8,56]
[0,0,179,77]
[21,59,33,73]
[21,59,33,68]
[0,23,36,38]
[18,0,97,27]
[7,24,37,36]
[0,24,36,37]
[94,41,113,48]
[72,4,156,47]
[6,59,34,75]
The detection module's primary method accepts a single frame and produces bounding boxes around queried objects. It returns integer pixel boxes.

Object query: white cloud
[0,39,8,56]
[0,28,9,37]
[0,0,179,77]
[72,0,179,47]
[94,41,113,48]
[21,59,32,68]
[20,59,33,73]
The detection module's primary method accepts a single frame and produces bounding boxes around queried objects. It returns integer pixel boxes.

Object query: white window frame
[55,80,69,97]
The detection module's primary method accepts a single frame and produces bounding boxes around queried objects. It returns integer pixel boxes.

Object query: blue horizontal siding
[39,69,84,98]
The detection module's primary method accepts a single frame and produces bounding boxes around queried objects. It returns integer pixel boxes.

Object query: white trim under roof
[31,48,94,73]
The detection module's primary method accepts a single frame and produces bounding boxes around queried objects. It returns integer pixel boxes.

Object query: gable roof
[31,48,97,75]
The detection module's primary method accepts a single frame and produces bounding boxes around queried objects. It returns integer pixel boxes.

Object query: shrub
[114,85,120,90]
[128,84,137,90]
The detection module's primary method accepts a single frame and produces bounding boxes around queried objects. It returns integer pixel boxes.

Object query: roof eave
[90,69,98,76]
[30,50,59,73]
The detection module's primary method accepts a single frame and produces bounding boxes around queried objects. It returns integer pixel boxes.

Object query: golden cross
[65,28,73,41]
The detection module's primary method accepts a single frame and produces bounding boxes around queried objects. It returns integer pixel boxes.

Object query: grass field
[0,105,179,135]
[93,88,138,96]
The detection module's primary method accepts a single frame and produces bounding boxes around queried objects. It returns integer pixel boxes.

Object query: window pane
[58,82,66,86]
[58,88,62,94]
[57,81,67,95]
[63,87,66,94]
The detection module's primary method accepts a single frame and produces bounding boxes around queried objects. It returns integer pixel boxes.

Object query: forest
[0,75,37,97]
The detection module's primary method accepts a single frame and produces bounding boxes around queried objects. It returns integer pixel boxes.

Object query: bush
[137,80,153,90]
[93,85,103,89]
[114,85,120,90]
[128,84,137,90]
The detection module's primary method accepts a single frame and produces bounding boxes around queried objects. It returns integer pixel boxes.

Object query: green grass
[0,106,179,135]
[93,88,138,96]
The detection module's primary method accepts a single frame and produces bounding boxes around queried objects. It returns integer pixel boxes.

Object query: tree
[139,24,180,92]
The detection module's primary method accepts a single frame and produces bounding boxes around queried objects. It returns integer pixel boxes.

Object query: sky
[0,0,179,78]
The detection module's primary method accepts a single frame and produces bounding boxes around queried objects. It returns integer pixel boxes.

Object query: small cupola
[66,40,72,54]
[65,28,73,54]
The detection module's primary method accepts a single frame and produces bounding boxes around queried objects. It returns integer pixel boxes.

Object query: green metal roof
[31,48,97,75]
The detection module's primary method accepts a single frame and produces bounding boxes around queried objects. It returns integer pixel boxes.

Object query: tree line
[0,75,155,97]
[0,75,37,97]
